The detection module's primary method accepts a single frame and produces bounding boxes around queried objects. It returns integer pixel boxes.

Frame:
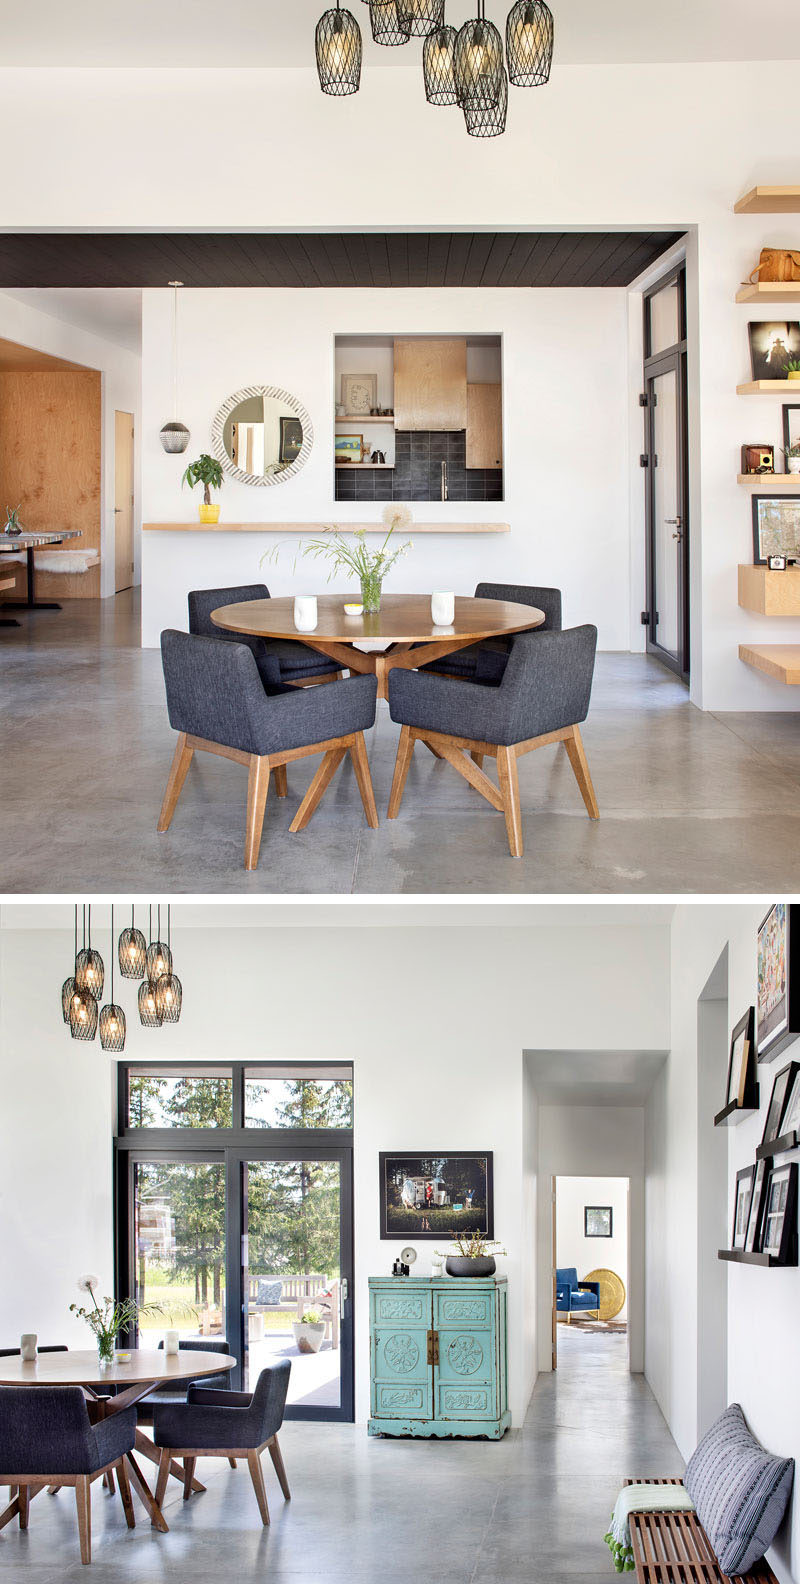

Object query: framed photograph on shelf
[752,497,800,565]
[584,1206,612,1238]
[760,1162,798,1263]
[745,1159,768,1253]
[732,1166,755,1251]
[748,321,800,381]
[378,1151,493,1240]
[757,903,800,1060]
[335,433,363,464]
[761,1062,799,1150]
[780,1065,800,1140]
[341,373,377,416]
[783,404,800,456]
[725,1006,756,1108]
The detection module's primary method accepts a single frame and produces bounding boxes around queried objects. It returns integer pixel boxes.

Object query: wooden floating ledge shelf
[736,283,800,304]
[143,521,511,535]
[737,380,800,394]
[738,475,800,492]
[739,643,800,684]
[735,185,800,214]
[739,565,800,615]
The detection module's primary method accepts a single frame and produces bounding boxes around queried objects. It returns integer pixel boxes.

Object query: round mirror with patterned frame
[212,384,314,487]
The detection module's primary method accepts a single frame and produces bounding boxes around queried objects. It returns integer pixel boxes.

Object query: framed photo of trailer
[757,903,800,1062]
[379,1152,494,1240]
[752,497,800,565]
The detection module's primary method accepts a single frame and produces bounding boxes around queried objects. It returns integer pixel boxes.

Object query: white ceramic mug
[431,591,455,626]
[20,1334,37,1361]
[164,1329,180,1356]
[294,595,318,632]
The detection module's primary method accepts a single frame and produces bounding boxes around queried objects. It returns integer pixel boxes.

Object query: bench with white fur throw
[616,1404,793,1584]
[2,549,98,575]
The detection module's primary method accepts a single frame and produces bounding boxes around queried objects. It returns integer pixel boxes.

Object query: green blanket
[604,1483,695,1573]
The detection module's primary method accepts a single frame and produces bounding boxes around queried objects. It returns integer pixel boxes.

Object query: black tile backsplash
[334,429,503,504]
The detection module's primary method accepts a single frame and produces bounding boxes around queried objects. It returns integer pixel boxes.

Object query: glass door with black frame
[643,267,689,680]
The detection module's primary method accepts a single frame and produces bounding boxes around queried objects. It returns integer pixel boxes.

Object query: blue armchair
[556,1268,600,1321]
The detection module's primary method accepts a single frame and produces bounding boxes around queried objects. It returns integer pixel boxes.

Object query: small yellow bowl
[344,602,363,616]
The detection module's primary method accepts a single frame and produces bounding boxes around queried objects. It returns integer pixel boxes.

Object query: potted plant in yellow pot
[182,453,223,523]
[787,359,800,384]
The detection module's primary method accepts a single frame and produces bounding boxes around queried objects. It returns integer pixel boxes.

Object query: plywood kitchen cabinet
[393,337,468,431]
[466,383,502,468]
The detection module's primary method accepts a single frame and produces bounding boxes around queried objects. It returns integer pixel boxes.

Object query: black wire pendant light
[454,2,504,111]
[99,906,126,1054]
[69,970,98,1042]
[61,904,79,1023]
[505,0,552,85]
[155,905,182,1025]
[74,904,104,1001]
[146,905,173,984]
[369,0,410,46]
[463,63,508,134]
[316,2,362,94]
[422,23,458,103]
[118,904,147,980]
[397,0,443,35]
[138,978,162,1029]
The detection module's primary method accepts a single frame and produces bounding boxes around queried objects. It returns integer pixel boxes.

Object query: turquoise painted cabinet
[368,1276,510,1438]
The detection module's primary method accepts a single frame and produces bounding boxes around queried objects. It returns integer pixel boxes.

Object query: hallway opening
[554,1174,630,1371]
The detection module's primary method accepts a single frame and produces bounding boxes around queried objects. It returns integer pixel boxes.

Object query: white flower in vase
[76,1273,101,1294]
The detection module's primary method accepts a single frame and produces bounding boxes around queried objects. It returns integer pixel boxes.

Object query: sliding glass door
[642,265,690,681]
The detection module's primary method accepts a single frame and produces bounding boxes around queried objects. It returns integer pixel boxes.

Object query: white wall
[140,286,629,650]
[0,912,669,1427]
[0,292,141,597]
[1,60,798,703]
[556,1174,629,1321]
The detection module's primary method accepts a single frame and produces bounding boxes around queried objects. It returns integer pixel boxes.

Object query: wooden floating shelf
[738,475,800,492]
[739,643,800,684]
[717,1249,791,1267]
[714,1093,759,1128]
[739,565,800,615]
[335,414,394,424]
[737,380,800,395]
[143,521,511,535]
[735,185,800,215]
[756,1128,799,1161]
[335,463,393,470]
[736,282,800,304]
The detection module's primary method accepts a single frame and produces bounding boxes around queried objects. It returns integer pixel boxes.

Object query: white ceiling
[0,0,794,66]
[525,1048,668,1106]
[1,902,674,931]
[0,290,142,354]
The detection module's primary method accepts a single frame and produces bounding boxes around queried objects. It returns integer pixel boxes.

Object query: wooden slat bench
[626,1478,780,1584]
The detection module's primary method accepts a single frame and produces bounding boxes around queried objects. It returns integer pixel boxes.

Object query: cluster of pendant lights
[61,904,183,1051]
[315,0,553,137]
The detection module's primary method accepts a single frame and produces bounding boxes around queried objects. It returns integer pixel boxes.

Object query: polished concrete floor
[0,1329,682,1584]
[3,592,800,893]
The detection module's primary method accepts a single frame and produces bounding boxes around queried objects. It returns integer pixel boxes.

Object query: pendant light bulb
[316,2,362,95]
[159,282,190,454]
[506,0,553,86]
[100,904,126,1054]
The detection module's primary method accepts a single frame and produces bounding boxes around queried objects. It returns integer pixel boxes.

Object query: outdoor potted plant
[784,441,800,475]
[182,453,224,523]
[438,1232,507,1278]
[786,359,800,383]
[292,1307,326,1354]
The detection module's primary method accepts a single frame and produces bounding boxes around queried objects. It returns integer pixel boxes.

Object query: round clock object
[400,1246,417,1267]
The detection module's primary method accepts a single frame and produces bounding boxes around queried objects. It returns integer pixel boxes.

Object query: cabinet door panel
[433,1288,497,1422]
[394,338,467,431]
[372,1326,432,1418]
[466,383,502,469]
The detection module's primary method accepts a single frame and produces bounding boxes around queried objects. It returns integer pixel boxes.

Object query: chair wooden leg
[182,1458,196,1502]
[497,745,523,858]
[470,750,485,770]
[563,724,599,819]
[387,725,415,818]
[289,746,347,832]
[105,1465,116,1495]
[117,1459,135,1529]
[267,1434,291,1500]
[18,1484,29,1530]
[247,1449,270,1526]
[75,1476,91,1565]
[423,740,444,759]
[47,1485,60,1495]
[155,1448,171,1513]
[228,1458,237,1469]
[125,1453,169,1533]
[157,733,194,832]
[274,764,288,798]
[349,732,379,828]
[244,755,270,870]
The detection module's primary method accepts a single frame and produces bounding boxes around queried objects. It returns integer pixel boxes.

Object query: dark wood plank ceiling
[0,231,683,289]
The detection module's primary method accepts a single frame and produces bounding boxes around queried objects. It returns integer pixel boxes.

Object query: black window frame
[642,261,690,682]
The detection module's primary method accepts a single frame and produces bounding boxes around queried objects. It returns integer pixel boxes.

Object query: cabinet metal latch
[427,1329,440,1366]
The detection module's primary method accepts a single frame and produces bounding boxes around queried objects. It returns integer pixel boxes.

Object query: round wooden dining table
[211,592,546,699]
[0,1347,236,1532]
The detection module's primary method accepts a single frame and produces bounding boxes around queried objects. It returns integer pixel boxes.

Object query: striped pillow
[684,1403,794,1576]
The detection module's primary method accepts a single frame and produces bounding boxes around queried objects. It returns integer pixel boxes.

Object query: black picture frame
[782,404,800,457]
[279,415,303,464]
[752,496,800,565]
[745,1158,768,1253]
[732,1166,755,1250]
[780,1065,800,1140]
[725,1007,756,1108]
[761,1062,799,1149]
[757,903,800,1062]
[748,321,800,382]
[759,1162,798,1262]
[584,1205,612,1237]
[378,1152,494,1241]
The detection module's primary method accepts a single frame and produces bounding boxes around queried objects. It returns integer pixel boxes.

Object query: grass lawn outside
[386,1206,487,1236]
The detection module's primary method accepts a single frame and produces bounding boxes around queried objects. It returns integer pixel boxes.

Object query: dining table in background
[0,529,83,622]
[0,1346,236,1532]
[211,592,546,700]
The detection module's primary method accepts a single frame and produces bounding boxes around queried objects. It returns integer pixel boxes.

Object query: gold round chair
[581,1268,626,1322]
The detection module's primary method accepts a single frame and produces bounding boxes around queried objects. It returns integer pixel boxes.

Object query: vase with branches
[69,1273,182,1366]
[262,503,413,613]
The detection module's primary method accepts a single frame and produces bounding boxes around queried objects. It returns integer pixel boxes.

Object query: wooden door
[114,410,135,592]
[393,338,467,431]
[466,383,502,468]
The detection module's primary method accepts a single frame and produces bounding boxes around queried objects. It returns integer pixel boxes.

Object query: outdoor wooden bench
[626,1478,780,1584]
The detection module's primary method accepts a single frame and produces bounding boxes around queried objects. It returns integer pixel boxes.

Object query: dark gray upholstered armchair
[188,583,341,686]
[152,1360,291,1526]
[0,1386,137,1563]
[388,624,599,857]
[422,582,562,683]
[159,630,379,870]
[137,1338,231,1421]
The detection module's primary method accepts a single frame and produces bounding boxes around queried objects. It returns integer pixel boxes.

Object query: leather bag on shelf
[748,248,800,284]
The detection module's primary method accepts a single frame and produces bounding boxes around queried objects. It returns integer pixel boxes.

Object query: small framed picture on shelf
[741,444,775,475]
[732,1166,755,1251]
[335,434,363,464]
[783,404,800,473]
[760,1162,798,1262]
[752,497,800,565]
[584,1206,612,1238]
[780,1065,800,1140]
[745,1159,768,1253]
[761,1062,799,1150]
[725,1006,756,1108]
[748,321,800,382]
[341,373,377,416]
[757,902,800,1060]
